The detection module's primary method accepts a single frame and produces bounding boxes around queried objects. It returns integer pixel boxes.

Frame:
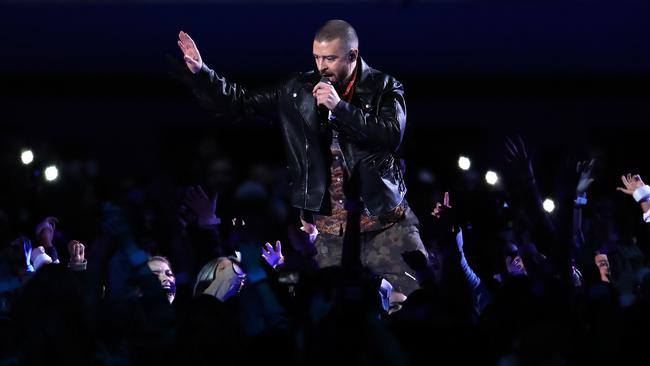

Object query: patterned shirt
[313,67,406,235]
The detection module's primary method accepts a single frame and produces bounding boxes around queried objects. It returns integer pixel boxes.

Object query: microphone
[317,76,332,120]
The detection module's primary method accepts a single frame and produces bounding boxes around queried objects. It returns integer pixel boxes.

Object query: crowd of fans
[1,133,649,366]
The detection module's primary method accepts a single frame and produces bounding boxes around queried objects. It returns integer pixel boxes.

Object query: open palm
[177,31,202,74]
[617,173,645,195]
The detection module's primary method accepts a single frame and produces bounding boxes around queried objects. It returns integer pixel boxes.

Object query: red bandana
[340,67,357,102]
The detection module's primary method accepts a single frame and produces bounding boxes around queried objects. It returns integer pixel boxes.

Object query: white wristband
[633,185,650,203]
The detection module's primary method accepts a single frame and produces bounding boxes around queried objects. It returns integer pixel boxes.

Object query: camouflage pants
[313,208,427,295]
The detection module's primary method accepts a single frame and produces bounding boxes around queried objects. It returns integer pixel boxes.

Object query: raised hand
[616,173,645,196]
[576,159,596,194]
[505,254,527,276]
[431,191,451,218]
[504,135,535,184]
[177,31,203,74]
[261,240,284,268]
[68,240,86,266]
[184,185,218,225]
[35,216,59,247]
[571,264,583,287]
[431,191,457,233]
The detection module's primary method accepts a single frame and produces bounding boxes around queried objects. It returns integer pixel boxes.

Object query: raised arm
[432,192,491,314]
[177,30,281,121]
[573,159,596,249]
[503,136,556,247]
[177,31,203,74]
[616,173,650,222]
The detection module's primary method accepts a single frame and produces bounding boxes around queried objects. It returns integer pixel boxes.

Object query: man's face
[148,259,176,303]
[313,38,356,86]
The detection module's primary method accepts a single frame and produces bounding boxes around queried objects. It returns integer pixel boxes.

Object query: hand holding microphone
[319,75,332,85]
[313,76,341,111]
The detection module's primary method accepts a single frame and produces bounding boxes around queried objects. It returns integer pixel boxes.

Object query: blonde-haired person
[193,241,284,301]
[193,256,246,301]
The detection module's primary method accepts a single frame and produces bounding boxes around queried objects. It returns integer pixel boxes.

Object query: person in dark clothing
[177,19,427,296]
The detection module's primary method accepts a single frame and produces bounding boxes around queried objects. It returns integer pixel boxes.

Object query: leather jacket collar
[300,57,377,107]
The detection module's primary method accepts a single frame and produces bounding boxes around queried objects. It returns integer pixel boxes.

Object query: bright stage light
[21,150,34,165]
[543,198,556,213]
[485,170,498,185]
[44,166,58,182]
[458,156,471,170]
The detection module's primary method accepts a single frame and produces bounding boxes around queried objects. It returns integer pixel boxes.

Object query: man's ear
[349,49,358,62]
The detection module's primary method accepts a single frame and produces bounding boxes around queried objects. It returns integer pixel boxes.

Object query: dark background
[1,0,650,250]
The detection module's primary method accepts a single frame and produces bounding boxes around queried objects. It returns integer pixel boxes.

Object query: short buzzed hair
[314,19,359,50]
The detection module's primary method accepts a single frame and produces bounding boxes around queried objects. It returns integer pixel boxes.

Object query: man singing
[178,19,427,297]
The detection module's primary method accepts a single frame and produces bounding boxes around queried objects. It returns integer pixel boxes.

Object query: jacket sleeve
[193,63,281,121]
[329,78,406,151]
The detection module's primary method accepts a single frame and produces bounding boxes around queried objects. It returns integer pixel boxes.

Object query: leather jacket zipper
[296,98,309,208]
[304,139,309,207]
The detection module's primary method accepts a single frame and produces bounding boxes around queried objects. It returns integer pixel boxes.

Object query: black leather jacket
[194,58,407,216]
